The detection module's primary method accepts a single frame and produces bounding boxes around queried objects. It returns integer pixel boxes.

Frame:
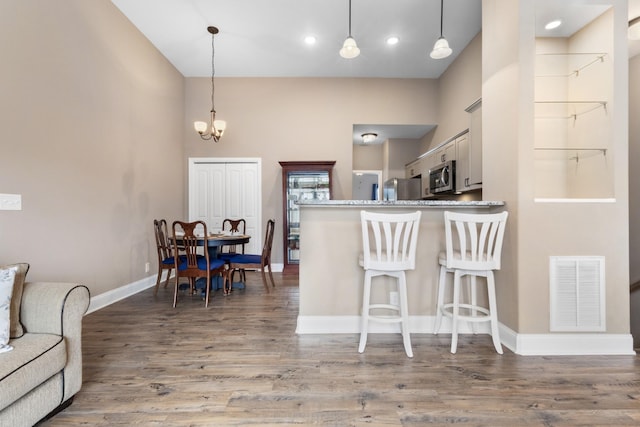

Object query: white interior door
[189,158,261,255]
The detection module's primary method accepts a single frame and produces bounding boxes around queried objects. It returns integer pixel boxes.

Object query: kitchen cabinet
[433,140,456,165]
[420,152,436,198]
[456,99,483,193]
[405,158,422,178]
[279,161,335,274]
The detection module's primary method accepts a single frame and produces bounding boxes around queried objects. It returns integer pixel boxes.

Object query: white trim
[87,274,157,314]
[513,333,635,355]
[296,315,636,355]
[189,157,263,164]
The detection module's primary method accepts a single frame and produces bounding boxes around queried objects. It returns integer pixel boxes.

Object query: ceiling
[110,0,482,79]
[111,0,640,143]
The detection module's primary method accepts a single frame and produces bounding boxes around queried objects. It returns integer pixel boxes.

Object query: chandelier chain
[210,32,216,114]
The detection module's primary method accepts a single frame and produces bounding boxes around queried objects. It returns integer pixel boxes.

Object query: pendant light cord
[439,0,444,37]
[348,0,353,37]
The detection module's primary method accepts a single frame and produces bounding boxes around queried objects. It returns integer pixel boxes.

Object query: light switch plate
[0,193,22,210]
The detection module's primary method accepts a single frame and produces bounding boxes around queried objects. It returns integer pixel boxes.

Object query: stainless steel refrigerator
[383,178,421,201]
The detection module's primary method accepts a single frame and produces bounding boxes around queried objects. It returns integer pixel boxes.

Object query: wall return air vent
[549,256,605,332]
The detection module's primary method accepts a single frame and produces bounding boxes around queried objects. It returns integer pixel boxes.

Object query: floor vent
[550,256,605,332]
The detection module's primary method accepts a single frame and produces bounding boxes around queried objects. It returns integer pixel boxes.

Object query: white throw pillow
[0,267,17,353]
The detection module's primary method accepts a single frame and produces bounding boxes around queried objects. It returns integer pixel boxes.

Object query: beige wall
[0,1,185,295]
[183,78,439,264]
[423,32,483,152]
[630,54,640,285]
[384,138,421,181]
[483,0,630,335]
[352,144,384,171]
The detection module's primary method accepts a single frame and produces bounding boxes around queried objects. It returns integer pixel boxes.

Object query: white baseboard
[511,332,635,356]
[296,315,636,356]
[87,274,157,314]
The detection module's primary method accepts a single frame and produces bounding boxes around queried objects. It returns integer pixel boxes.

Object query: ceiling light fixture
[386,36,399,46]
[304,35,317,45]
[340,0,360,59]
[361,133,378,144]
[545,19,562,30]
[194,26,226,142]
[630,16,640,40]
[430,0,452,59]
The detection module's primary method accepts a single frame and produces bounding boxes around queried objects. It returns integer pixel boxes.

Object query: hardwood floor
[43,273,639,426]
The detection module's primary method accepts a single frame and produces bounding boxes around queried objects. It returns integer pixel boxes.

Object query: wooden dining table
[170,233,251,291]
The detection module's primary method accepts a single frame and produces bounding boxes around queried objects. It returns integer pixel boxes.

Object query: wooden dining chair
[219,218,248,283]
[153,219,176,295]
[171,220,228,308]
[225,219,276,294]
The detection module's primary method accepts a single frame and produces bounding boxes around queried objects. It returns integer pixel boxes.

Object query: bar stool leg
[398,272,413,358]
[433,265,447,334]
[486,272,503,354]
[450,270,463,354]
[469,275,478,335]
[358,270,373,353]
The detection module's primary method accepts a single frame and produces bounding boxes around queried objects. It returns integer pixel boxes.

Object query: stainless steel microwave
[429,161,455,194]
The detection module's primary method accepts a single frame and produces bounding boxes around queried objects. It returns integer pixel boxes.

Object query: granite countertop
[296,200,505,208]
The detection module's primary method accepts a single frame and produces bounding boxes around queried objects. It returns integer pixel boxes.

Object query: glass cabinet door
[279,161,335,274]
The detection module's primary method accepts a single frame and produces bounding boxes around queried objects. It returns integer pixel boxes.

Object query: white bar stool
[433,211,508,354]
[358,210,421,358]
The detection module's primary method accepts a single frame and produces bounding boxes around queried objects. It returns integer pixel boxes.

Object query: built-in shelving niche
[534,47,613,200]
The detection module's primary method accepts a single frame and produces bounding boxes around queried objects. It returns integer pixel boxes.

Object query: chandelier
[194,26,226,142]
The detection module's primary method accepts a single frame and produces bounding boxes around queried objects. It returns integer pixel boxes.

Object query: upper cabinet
[405,158,422,178]
[458,98,483,192]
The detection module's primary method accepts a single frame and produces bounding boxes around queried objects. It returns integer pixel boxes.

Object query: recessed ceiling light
[545,19,562,30]
[386,36,399,46]
[304,35,317,45]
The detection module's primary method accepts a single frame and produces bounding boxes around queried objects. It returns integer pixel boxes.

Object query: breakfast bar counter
[295,199,505,334]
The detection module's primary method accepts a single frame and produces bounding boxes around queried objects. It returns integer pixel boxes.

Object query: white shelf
[535,52,607,78]
[534,101,607,120]
[534,147,607,163]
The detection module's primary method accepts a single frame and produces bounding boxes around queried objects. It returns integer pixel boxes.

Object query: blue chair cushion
[218,253,236,262]
[227,253,261,264]
[161,257,176,265]
[176,255,225,271]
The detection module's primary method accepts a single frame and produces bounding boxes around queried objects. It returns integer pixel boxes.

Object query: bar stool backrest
[360,210,422,272]
[443,211,508,271]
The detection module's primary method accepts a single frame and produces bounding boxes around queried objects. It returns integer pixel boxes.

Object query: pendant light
[339,0,360,59]
[430,0,452,59]
[194,26,226,142]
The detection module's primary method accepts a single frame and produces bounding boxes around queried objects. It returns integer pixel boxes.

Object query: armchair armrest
[19,282,90,400]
